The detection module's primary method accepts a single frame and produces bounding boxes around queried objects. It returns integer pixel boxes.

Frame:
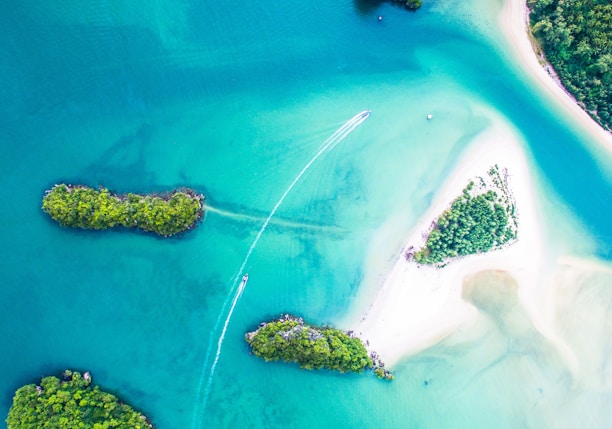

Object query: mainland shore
[500,0,612,151]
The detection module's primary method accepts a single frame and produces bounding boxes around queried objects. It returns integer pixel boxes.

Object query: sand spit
[354,119,548,366]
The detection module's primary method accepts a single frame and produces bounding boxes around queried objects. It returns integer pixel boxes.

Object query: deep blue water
[1,0,611,428]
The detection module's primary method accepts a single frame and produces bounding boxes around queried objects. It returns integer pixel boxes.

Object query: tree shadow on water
[354,0,421,15]
[353,0,384,15]
[81,124,157,192]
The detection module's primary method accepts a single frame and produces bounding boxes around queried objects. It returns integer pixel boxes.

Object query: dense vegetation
[412,167,517,265]
[403,0,422,10]
[390,0,422,11]
[42,184,204,237]
[6,370,152,429]
[246,315,392,379]
[528,0,612,130]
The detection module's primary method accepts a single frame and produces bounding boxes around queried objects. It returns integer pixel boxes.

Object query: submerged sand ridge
[550,257,612,390]
[462,270,519,318]
[462,269,575,381]
[417,264,612,429]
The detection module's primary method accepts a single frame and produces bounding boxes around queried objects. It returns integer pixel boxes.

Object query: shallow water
[1,0,611,428]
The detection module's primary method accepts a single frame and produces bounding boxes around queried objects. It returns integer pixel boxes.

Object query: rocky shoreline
[247,314,393,380]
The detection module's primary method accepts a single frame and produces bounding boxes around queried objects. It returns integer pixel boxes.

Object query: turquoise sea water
[1,1,611,428]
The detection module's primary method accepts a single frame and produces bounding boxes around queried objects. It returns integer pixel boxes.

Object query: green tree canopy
[6,370,152,429]
[42,184,204,237]
[246,316,374,374]
[528,0,612,129]
[413,167,517,265]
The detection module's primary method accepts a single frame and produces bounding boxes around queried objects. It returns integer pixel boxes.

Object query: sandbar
[353,118,548,366]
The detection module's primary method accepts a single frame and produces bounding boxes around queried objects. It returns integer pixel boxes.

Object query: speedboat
[242,273,249,283]
[361,110,371,119]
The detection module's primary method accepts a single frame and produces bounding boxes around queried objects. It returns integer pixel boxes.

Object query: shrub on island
[42,184,204,237]
[412,166,517,265]
[245,315,393,379]
[6,370,152,429]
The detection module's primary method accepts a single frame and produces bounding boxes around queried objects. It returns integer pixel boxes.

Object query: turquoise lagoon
[1,0,611,428]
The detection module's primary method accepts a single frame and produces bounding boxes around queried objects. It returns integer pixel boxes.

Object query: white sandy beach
[500,0,612,152]
[355,117,553,366]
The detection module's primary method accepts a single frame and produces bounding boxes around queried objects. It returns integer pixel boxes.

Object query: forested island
[410,165,517,265]
[528,0,611,130]
[42,184,204,237]
[246,315,393,380]
[6,370,152,429]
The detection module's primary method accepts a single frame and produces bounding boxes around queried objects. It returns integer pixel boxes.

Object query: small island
[42,184,204,237]
[6,370,153,429]
[411,165,517,265]
[246,314,393,380]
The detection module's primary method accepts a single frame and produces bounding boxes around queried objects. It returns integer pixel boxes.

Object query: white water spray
[191,110,370,429]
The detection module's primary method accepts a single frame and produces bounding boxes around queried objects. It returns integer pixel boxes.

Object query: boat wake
[190,110,370,429]
[205,205,344,233]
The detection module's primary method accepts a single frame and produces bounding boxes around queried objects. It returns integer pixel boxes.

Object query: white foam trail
[206,205,343,233]
[191,110,370,429]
